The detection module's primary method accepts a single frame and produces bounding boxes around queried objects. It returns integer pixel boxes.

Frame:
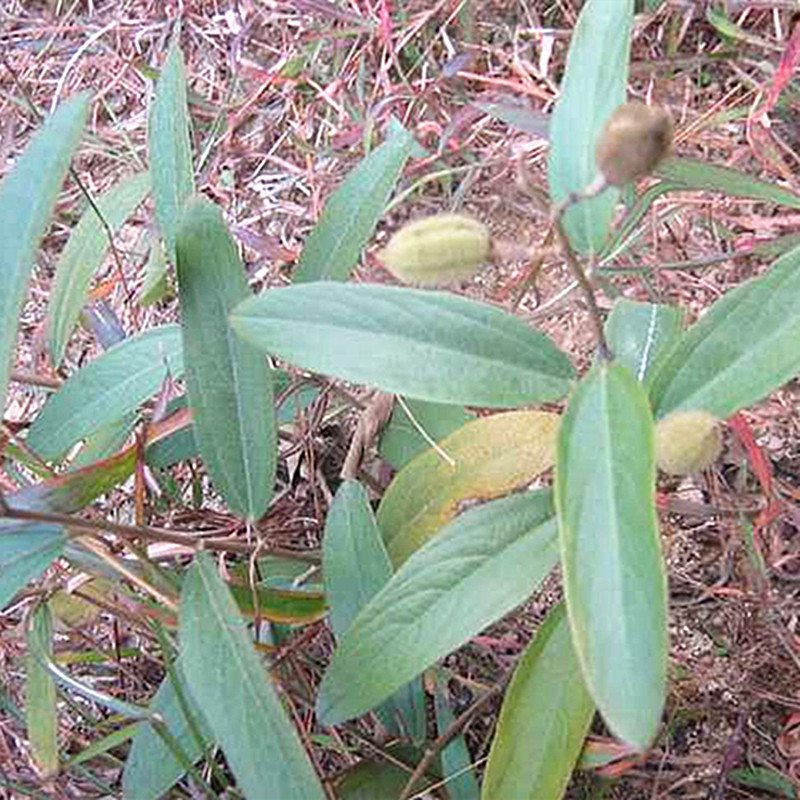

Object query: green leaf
[655,157,800,209]
[228,583,328,625]
[482,605,594,800]
[123,660,213,800]
[0,92,89,416]
[25,604,59,779]
[149,33,195,260]
[547,0,632,254]
[230,284,574,408]
[706,5,761,44]
[650,243,800,419]
[325,481,393,637]
[555,363,666,750]
[323,481,425,741]
[379,398,473,470]
[140,236,171,305]
[46,172,150,365]
[337,759,427,799]
[144,376,320,470]
[67,724,138,768]
[601,159,800,264]
[433,675,480,800]
[82,299,126,349]
[70,412,137,470]
[377,411,559,565]
[275,381,322,426]
[605,300,684,385]
[317,491,559,725]
[176,198,276,520]
[7,447,136,514]
[599,180,684,262]
[49,578,112,628]
[144,397,196,469]
[476,97,549,139]
[294,122,415,282]
[180,552,326,799]
[728,766,797,799]
[27,326,183,461]
[0,524,66,611]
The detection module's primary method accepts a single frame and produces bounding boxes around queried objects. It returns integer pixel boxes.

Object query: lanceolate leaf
[317,491,559,726]
[26,604,59,779]
[434,676,480,800]
[0,92,89,415]
[599,180,684,262]
[140,236,171,305]
[82,299,127,349]
[67,725,139,769]
[27,326,183,461]
[600,166,800,271]
[230,284,574,408]
[323,481,425,742]
[650,243,800,419]
[180,553,326,799]
[144,376,320,470]
[655,157,800,209]
[728,766,798,799]
[476,97,550,139]
[70,412,138,470]
[143,397,196,469]
[176,198,276,520]
[46,172,150,365]
[149,33,195,260]
[337,759,431,799]
[548,0,632,254]
[377,411,559,565]
[482,605,594,800]
[605,300,684,385]
[294,122,415,282]
[325,481,395,636]
[556,363,666,750]
[603,159,800,263]
[123,660,213,800]
[228,583,327,625]
[0,524,66,611]
[7,447,136,514]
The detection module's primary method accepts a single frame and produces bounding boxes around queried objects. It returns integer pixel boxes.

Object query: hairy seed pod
[379,214,491,286]
[595,102,674,186]
[655,410,722,476]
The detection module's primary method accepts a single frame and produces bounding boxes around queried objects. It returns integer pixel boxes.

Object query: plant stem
[0,503,320,563]
[551,197,612,361]
[397,674,511,800]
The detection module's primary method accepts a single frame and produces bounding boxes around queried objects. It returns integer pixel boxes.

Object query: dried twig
[398,674,511,800]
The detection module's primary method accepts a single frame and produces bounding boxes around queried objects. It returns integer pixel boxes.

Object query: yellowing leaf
[50,579,114,628]
[377,410,559,565]
[26,604,59,778]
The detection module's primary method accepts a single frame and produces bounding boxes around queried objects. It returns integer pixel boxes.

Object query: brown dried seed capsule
[379,214,491,287]
[655,410,722,476]
[595,102,673,186]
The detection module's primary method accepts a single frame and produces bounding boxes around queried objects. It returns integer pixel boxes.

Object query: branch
[1,504,320,563]
[550,189,612,361]
[398,674,511,800]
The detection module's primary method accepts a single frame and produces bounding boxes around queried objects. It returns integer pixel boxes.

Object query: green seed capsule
[595,102,673,186]
[379,214,491,286]
[655,410,722,476]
